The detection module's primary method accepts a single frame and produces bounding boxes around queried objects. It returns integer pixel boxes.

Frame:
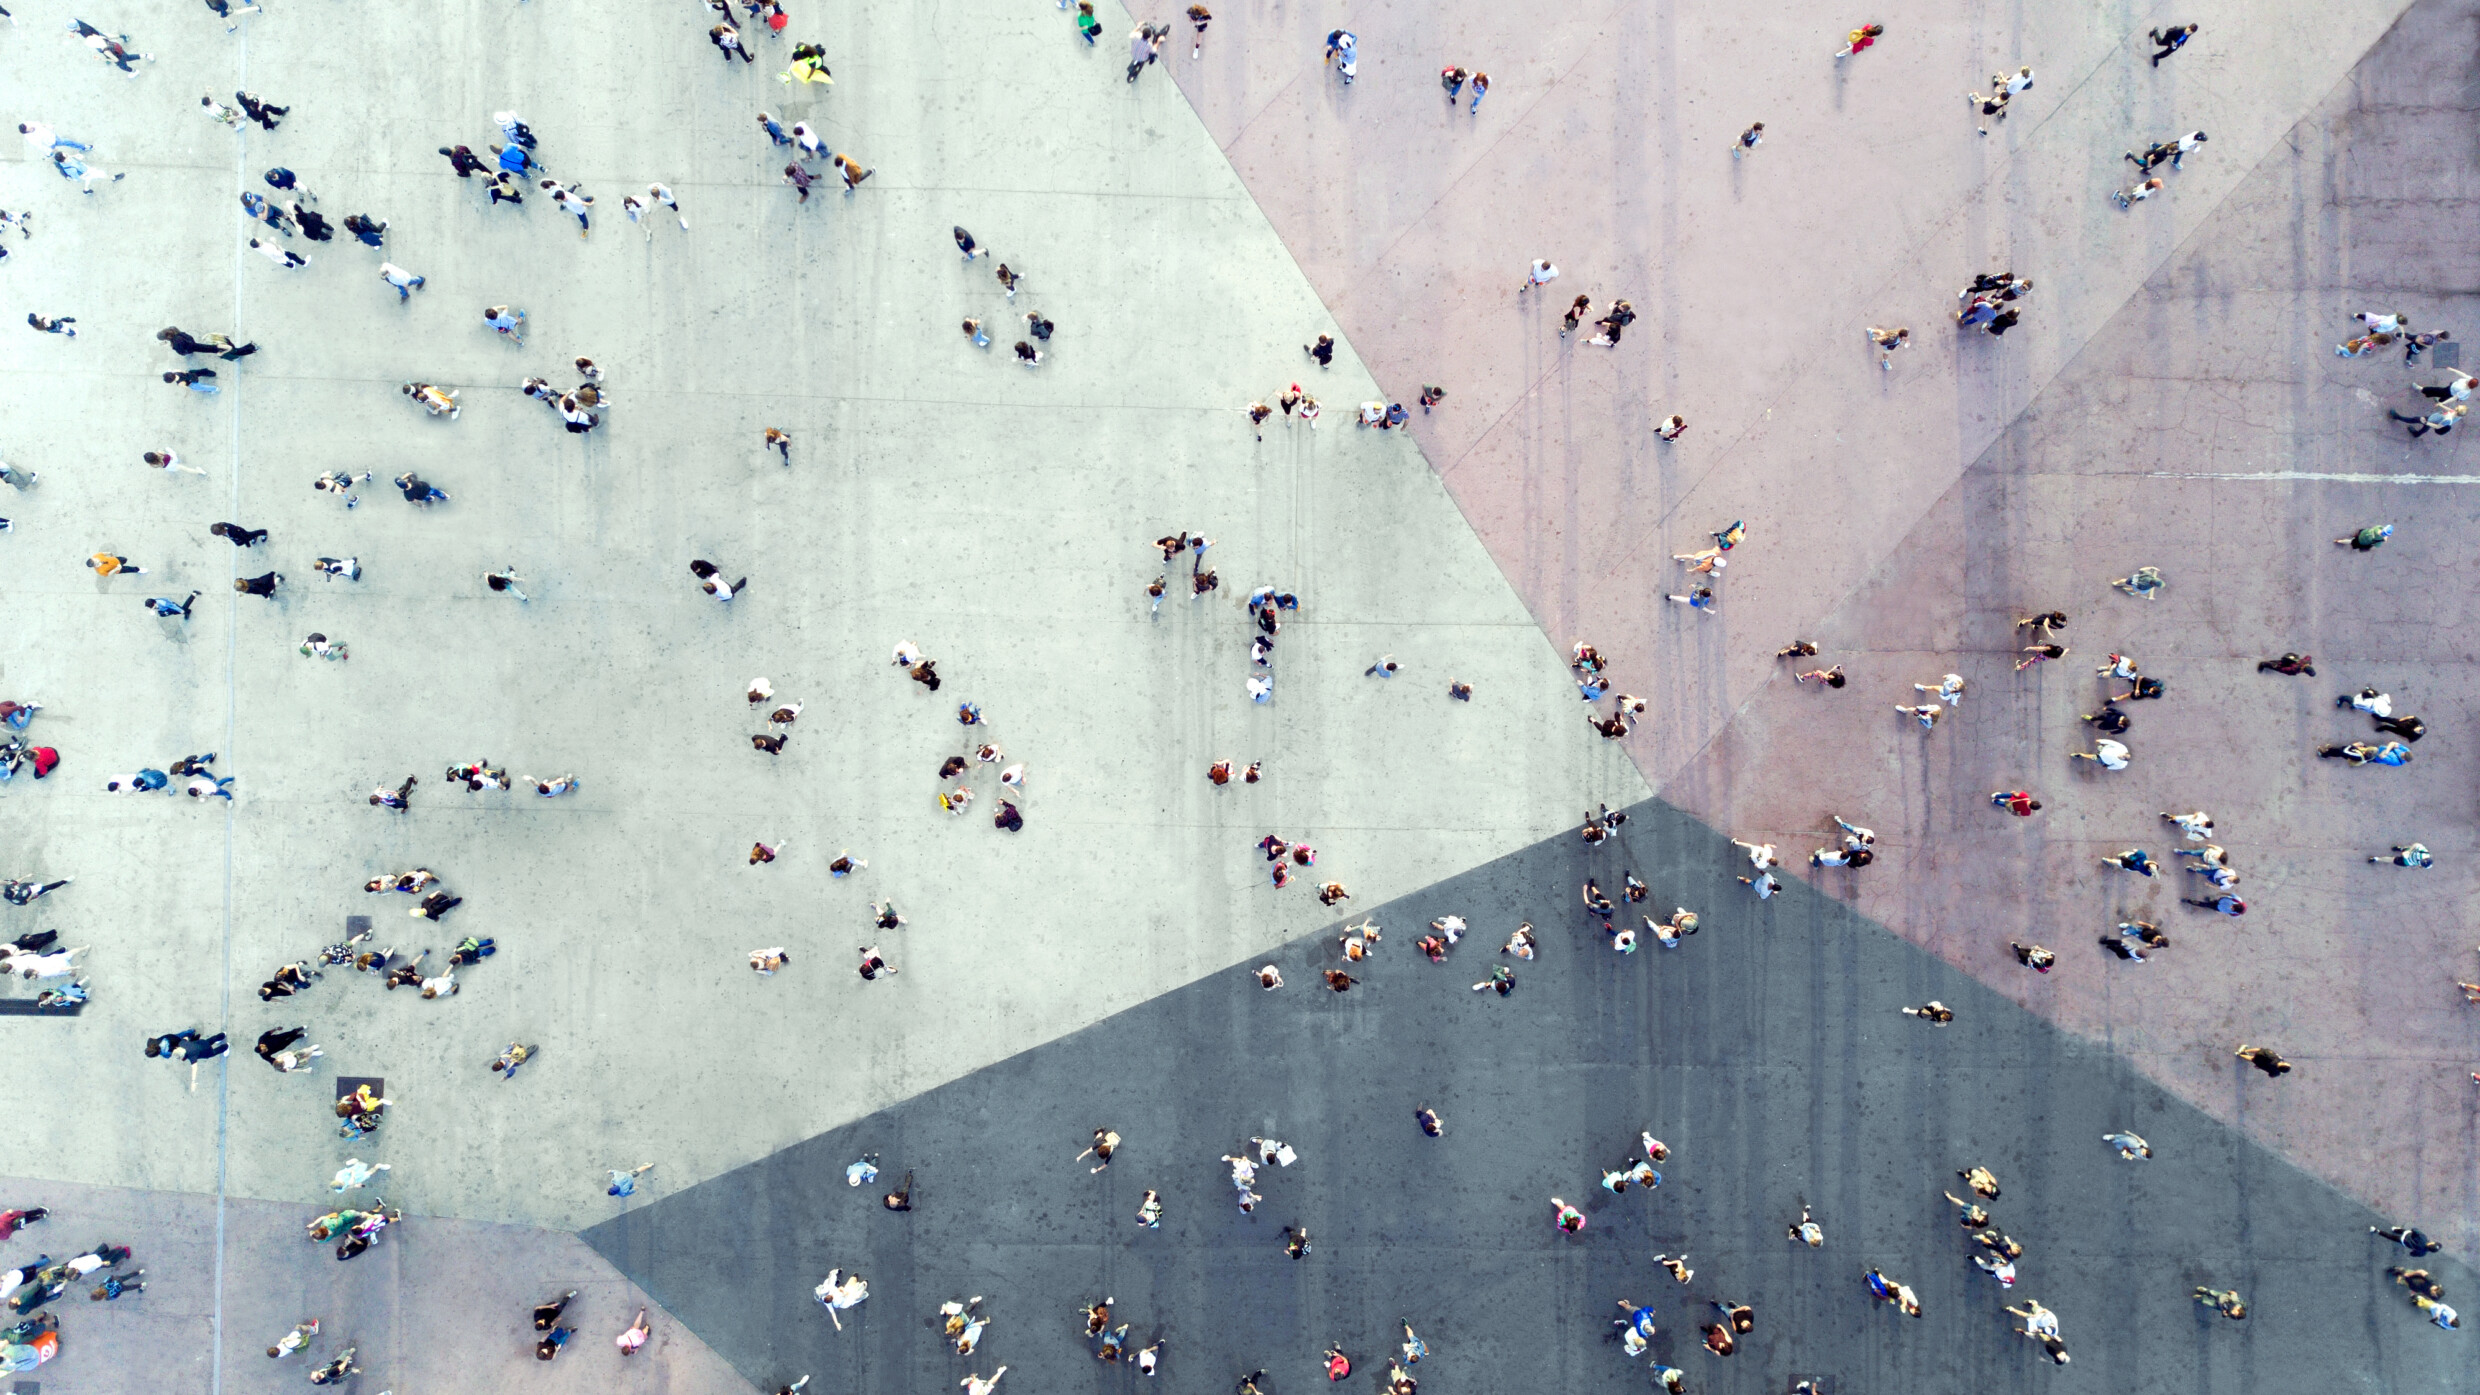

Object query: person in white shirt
[1519,258,1558,292]
[2073,738,2131,770]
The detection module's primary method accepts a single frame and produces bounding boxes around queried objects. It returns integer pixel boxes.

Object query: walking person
[2148,23,2197,65]
[235,91,287,129]
[711,20,757,61]
[543,180,593,235]
[248,237,307,270]
[1324,27,1355,84]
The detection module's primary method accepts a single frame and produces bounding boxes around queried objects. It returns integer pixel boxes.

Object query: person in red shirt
[1991,789,2040,816]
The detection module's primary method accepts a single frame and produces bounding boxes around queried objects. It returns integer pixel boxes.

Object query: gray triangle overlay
[586,796,2478,1394]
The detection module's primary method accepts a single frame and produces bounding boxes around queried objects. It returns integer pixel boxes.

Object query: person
[2103,847,2159,878]
[1586,301,1636,346]
[2233,1043,2290,1076]
[401,382,459,417]
[2103,1130,2151,1161]
[2390,1267,2446,1306]
[689,560,745,601]
[307,1348,359,1385]
[1323,28,1355,83]
[1837,23,1884,56]
[1732,122,1763,157]
[2071,737,2130,769]
[1867,324,1908,366]
[2336,522,2394,551]
[617,1308,651,1355]
[2184,1286,2246,1319]
[2148,22,2197,64]
[2374,1224,2444,1257]
[606,1163,656,1196]
[1,877,70,906]
[2111,176,2163,210]
[1127,22,1161,81]
[2016,642,2068,670]
[1866,1269,1921,1316]
[2372,710,2428,741]
[2319,740,2411,766]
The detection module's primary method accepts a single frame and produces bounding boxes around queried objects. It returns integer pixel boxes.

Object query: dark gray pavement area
[591,797,2480,1395]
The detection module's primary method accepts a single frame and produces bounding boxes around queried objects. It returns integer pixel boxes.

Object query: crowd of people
[2,0,2466,1388]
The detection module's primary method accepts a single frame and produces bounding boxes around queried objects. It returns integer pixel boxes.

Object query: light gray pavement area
[1163,0,2480,1243]
[1672,0,2480,1254]
[0,0,1641,1246]
[0,1173,757,1393]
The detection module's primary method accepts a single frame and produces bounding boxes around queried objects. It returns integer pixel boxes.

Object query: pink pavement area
[1166,0,2480,1243]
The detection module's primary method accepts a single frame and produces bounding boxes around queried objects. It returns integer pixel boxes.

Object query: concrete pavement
[0,0,1642,1242]
[594,798,2480,1394]
[1160,0,2480,1245]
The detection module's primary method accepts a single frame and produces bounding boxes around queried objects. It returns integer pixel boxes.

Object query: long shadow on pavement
[587,796,2478,1394]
